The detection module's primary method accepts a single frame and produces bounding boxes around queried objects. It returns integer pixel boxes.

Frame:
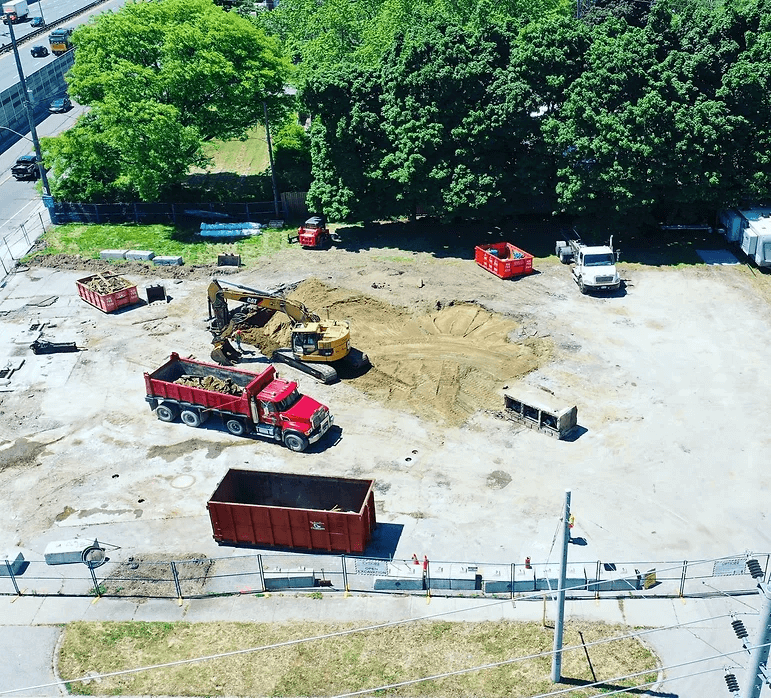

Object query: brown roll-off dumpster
[207,469,376,554]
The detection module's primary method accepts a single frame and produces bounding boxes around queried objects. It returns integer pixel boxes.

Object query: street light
[4,11,52,198]
[37,0,45,26]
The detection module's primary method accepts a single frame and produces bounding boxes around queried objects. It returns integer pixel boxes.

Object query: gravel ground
[0,237,769,572]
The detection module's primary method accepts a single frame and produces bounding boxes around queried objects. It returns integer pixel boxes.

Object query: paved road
[0,0,129,93]
[0,625,62,697]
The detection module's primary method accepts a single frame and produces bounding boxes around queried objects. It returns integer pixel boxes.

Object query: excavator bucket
[211,339,241,366]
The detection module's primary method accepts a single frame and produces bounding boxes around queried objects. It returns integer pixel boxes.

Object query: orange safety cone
[525,556,531,569]
[412,553,419,565]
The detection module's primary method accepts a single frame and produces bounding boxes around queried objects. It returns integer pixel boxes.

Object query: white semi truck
[2,0,29,23]
[555,232,621,294]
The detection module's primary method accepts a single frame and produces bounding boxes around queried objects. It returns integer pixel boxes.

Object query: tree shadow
[333,216,572,261]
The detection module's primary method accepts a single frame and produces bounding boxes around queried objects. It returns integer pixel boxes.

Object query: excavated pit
[240,279,553,426]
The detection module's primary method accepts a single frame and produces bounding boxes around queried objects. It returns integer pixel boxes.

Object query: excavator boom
[206,279,367,383]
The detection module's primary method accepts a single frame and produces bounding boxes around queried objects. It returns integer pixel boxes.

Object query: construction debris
[173,374,243,395]
[82,275,133,294]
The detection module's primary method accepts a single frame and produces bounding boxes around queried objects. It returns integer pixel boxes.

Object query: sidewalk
[0,590,761,697]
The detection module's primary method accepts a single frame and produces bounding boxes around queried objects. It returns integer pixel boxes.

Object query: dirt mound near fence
[242,279,553,425]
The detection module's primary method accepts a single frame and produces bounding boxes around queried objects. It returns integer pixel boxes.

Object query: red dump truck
[144,353,333,452]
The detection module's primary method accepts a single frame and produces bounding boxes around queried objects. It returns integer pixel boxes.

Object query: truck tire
[156,404,178,422]
[180,409,203,427]
[225,418,247,437]
[555,240,567,256]
[559,249,572,264]
[578,277,588,295]
[283,432,309,453]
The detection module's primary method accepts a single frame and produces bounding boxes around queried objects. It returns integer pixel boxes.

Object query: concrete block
[99,249,128,261]
[264,572,315,590]
[125,250,155,261]
[0,550,25,575]
[429,564,480,590]
[153,256,184,266]
[373,577,424,591]
[593,566,641,592]
[44,539,97,565]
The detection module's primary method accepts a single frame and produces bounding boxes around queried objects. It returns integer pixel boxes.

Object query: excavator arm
[207,279,320,337]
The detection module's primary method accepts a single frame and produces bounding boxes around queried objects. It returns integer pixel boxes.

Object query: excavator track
[272,349,339,384]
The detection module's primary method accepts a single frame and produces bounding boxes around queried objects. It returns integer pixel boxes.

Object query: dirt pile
[174,375,242,395]
[244,279,553,426]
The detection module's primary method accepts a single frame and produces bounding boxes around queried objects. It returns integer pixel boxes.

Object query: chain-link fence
[2,551,768,602]
[50,200,284,225]
[0,210,46,278]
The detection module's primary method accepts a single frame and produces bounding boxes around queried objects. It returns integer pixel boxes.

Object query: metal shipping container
[207,469,376,553]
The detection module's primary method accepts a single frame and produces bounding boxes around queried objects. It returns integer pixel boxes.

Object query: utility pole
[5,14,51,198]
[262,101,280,219]
[551,489,571,683]
[742,581,771,698]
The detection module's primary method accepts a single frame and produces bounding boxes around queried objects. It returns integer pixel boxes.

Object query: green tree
[44,0,290,202]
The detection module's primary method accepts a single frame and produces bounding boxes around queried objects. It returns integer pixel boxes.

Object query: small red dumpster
[207,469,376,553]
[76,274,140,313]
[475,242,534,279]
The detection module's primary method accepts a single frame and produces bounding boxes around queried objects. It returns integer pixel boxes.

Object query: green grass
[194,126,270,176]
[58,620,658,697]
[25,222,292,266]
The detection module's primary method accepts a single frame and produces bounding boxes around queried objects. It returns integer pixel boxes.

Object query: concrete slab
[0,626,62,697]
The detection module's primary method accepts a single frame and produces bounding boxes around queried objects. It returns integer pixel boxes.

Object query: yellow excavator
[207,279,368,384]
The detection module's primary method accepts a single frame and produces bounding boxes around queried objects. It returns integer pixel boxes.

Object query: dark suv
[11,155,40,181]
[30,45,49,58]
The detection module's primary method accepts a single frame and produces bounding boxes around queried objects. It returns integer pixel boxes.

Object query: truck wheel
[156,404,178,422]
[579,278,588,295]
[225,418,247,437]
[180,409,203,427]
[555,240,566,256]
[559,249,572,264]
[283,432,309,452]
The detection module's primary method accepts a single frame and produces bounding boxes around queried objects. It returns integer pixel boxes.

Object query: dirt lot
[1,230,770,570]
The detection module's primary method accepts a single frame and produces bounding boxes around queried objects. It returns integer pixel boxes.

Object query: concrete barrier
[99,250,128,260]
[153,256,183,266]
[125,250,155,261]
[0,550,25,575]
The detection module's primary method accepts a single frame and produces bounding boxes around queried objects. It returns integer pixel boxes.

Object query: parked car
[48,97,72,113]
[11,154,40,181]
[30,16,44,27]
[30,45,48,58]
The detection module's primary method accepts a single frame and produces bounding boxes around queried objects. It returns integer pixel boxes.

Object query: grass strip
[58,619,657,697]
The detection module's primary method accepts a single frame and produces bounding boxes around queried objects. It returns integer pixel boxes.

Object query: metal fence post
[511,563,515,599]
[133,202,139,225]
[170,561,182,602]
[679,560,688,597]
[20,223,29,245]
[4,236,13,261]
[341,555,349,592]
[38,211,46,233]
[5,560,20,595]
[257,554,265,592]
[595,560,601,600]
[94,204,100,224]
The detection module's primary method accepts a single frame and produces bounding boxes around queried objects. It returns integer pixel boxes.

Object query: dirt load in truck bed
[173,374,243,395]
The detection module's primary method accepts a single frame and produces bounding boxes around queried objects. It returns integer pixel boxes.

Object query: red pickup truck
[144,353,333,452]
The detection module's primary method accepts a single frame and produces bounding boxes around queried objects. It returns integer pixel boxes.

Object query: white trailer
[717,208,771,268]
[1,0,29,23]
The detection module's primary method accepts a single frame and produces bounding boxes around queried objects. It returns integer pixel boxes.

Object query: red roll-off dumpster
[207,469,376,554]
[475,242,534,279]
[76,274,140,313]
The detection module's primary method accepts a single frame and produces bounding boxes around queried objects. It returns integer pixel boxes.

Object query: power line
[0,554,758,695]
[2,610,737,696]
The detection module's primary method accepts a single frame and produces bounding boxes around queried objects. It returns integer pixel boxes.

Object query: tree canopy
[43,0,290,202]
[283,0,771,225]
